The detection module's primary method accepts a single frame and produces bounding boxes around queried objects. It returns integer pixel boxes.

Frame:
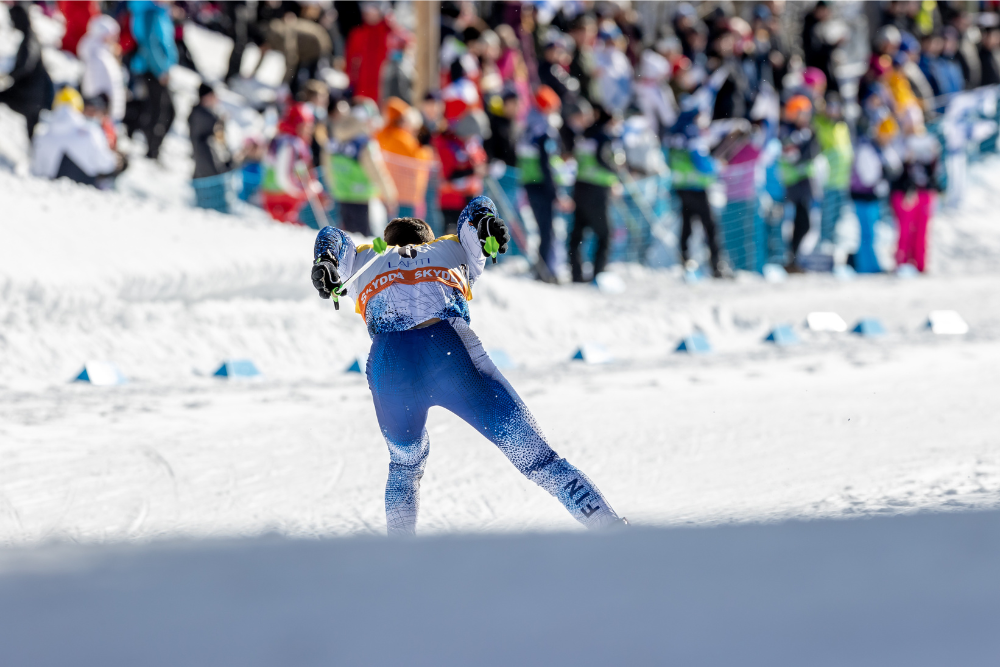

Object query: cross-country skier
[310,196,623,534]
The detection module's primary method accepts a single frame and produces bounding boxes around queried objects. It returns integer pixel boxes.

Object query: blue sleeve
[147,10,179,77]
[456,196,493,283]
[130,3,178,78]
[314,225,358,278]
[690,147,718,176]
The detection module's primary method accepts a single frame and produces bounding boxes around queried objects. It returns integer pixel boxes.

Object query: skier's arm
[312,225,358,299]
[456,196,510,284]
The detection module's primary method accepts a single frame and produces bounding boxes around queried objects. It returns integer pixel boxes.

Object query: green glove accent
[373,237,388,255]
[483,236,500,262]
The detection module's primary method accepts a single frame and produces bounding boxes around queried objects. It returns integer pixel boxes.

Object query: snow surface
[1,15,999,662]
[0,510,997,667]
[2,160,1000,540]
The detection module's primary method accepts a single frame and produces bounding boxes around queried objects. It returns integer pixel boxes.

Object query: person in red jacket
[344,2,395,103]
[432,98,487,234]
[58,0,99,56]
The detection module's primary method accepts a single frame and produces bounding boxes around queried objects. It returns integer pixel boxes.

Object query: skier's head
[384,217,435,246]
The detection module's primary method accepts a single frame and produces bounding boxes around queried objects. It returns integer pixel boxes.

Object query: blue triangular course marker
[764,325,800,346]
[214,359,261,378]
[570,342,613,364]
[676,333,711,353]
[852,318,886,337]
[73,361,127,386]
[487,349,515,370]
[345,359,363,373]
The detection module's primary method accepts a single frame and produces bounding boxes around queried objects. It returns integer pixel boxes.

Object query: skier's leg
[367,332,432,535]
[425,319,621,529]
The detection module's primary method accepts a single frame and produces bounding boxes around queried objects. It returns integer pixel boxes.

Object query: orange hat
[785,94,813,118]
[383,97,410,126]
[534,85,561,114]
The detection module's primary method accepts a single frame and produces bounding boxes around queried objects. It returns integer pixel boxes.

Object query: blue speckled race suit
[314,197,620,534]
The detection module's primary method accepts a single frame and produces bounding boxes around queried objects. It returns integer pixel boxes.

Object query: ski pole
[295,162,332,228]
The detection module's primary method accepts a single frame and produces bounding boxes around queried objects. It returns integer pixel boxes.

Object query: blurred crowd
[5,1,1000,281]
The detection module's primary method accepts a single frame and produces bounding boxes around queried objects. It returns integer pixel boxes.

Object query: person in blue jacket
[310,198,624,535]
[125,0,178,160]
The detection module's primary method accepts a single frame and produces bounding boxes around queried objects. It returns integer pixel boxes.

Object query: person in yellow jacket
[376,97,433,219]
[814,92,854,245]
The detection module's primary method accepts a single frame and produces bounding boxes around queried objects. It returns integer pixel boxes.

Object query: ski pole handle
[483,218,499,263]
[483,236,499,263]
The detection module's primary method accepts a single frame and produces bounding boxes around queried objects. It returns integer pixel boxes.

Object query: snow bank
[5,160,1000,388]
[0,509,996,666]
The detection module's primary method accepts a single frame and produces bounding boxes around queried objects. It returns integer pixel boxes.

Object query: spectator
[381,31,414,105]
[433,98,487,235]
[592,22,633,117]
[708,22,751,120]
[814,91,853,245]
[0,3,55,140]
[78,15,126,123]
[890,129,941,273]
[567,14,597,104]
[849,116,901,274]
[261,103,325,227]
[779,95,820,272]
[495,24,531,120]
[749,5,787,94]
[897,33,935,113]
[636,48,678,143]
[570,106,622,283]
[299,80,331,173]
[127,0,177,161]
[220,1,255,83]
[344,2,395,104]
[328,103,397,234]
[920,31,963,111]
[417,90,444,147]
[58,0,99,57]
[31,87,124,187]
[258,12,333,97]
[377,96,432,218]
[519,85,565,282]
[802,1,840,93]
[885,49,924,133]
[484,88,520,169]
[978,25,1000,86]
[669,106,722,277]
[83,93,118,151]
[538,34,577,104]
[188,83,231,180]
[950,11,981,89]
